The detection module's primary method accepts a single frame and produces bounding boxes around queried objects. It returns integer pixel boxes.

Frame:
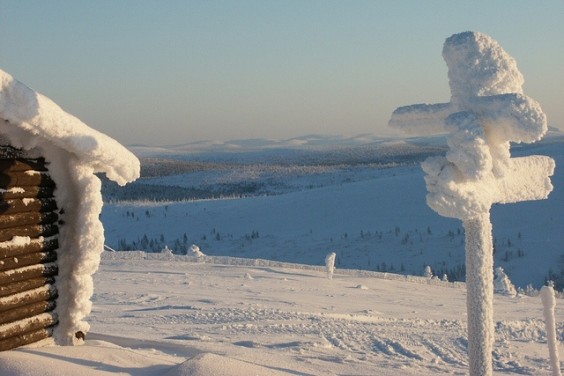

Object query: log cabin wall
[0,146,60,351]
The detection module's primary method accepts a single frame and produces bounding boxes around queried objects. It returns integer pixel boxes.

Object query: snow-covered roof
[0,67,140,346]
[0,68,139,186]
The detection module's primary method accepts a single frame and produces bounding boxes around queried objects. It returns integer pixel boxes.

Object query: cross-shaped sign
[389,31,555,376]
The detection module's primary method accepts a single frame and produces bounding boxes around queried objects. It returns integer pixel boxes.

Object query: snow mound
[0,343,291,376]
[164,353,291,376]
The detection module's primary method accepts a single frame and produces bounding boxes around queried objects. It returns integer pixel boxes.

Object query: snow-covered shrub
[160,245,175,260]
[325,252,336,280]
[494,267,517,297]
[189,244,206,257]
[423,265,433,278]
[517,284,540,297]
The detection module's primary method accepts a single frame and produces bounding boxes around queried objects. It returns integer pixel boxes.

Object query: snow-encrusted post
[389,31,555,375]
[464,213,495,374]
[541,285,562,376]
[325,252,336,280]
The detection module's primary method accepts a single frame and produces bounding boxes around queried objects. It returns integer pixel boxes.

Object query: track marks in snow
[421,338,467,366]
[372,339,423,360]
[137,306,473,369]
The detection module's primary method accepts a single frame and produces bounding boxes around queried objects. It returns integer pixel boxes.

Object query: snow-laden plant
[389,31,555,376]
[540,285,562,376]
[189,244,206,257]
[493,267,517,297]
[423,265,433,278]
[160,245,175,260]
[325,252,337,280]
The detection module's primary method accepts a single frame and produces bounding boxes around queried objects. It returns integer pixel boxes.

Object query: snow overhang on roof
[0,68,139,185]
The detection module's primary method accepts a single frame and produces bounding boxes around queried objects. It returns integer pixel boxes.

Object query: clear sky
[1,1,562,146]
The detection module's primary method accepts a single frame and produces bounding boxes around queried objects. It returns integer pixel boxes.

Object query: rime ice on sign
[389,31,555,376]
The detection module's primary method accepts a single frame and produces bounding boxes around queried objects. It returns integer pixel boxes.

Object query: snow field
[81,254,563,374]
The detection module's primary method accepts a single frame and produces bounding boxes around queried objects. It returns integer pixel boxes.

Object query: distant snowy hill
[101,133,563,289]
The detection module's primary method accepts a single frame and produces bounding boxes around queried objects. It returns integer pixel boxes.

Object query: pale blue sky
[1,1,562,145]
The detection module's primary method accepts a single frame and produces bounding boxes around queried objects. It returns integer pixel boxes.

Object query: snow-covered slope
[101,133,563,289]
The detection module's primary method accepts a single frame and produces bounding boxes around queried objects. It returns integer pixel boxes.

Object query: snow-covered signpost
[389,31,555,375]
[325,252,337,280]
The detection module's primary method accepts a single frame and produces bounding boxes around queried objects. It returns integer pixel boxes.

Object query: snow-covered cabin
[0,69,140,350]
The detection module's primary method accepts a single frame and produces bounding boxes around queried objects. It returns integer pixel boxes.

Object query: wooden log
[0,223,59,243]
[0,299,56,325]
[0,198,58,215]
[0,277,55,298]
[0,312,57,340]
[0,326,53,352]
[0,186,55,200]
[0,171,55,188]
[0,158,48,173]
[0,263,58,287]
[0,284,57,313]
[0,250,57,273]
[0,211,58,231]
[0,237,58,260]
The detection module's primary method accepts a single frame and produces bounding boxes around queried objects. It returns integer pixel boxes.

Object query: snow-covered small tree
[493,267,516,297]
[423,265,433,278]
[325,252,337,280]
[188,244,205,257]
[160,245,175,260]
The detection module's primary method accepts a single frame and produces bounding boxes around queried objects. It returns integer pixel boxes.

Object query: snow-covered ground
[2,252,561,375]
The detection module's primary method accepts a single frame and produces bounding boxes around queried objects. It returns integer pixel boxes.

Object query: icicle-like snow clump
[0,68,140,345]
